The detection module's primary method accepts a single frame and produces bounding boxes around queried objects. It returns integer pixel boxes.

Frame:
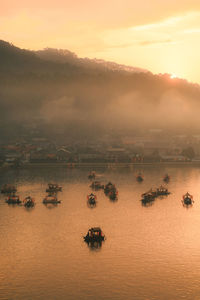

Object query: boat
[23,196,35,207]
[163,174,170,182]
[108,189,118,200]
[1,184,17,194]
[182,192,193,205]
[104,183,118,200]
[43,194,61,204]
[6,193,21,204]
[136,173,144,182]
[90,181,104,190]
[84,227,105,243]
[46,183,62,193]
[88,171,96,180]
[87,193,97,206]
[104,182,116,194]
[156,186,170,196]
[141,190,156,203]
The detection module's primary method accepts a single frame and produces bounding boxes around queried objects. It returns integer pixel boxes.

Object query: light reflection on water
[0,166,200,299]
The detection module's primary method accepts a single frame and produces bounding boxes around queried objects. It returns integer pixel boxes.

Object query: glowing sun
[170,74,177,79]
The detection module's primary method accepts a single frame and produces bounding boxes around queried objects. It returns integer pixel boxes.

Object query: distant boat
[141,186,170,203]
[23,196,35,207]
[88,171,96,180]
[84,227,105,243]
[87,193,97,207]
[108,189,118,201]
[90,181,104,190]
[163,174,170,183]
[136,174,144,182]
[141,190,155,204]
[104,182,116,194]
[46,183,62,193]
[182,192,193,206]
[6,193,21,204]
[156,186,170,196]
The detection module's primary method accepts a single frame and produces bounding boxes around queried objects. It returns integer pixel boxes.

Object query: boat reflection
[24,204,35,211]
[109,196,118,203]
[43,203,59,209]
[141,199,155,207]
[182,203,193,208]
[87,201,97,208]
[84,240,102,251]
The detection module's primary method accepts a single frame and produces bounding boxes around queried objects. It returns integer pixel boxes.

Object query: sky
[1,0,200,83]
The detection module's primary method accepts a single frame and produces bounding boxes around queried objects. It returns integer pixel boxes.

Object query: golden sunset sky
[1,0,200,83]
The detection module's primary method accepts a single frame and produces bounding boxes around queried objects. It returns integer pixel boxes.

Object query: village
[0,128,200,167]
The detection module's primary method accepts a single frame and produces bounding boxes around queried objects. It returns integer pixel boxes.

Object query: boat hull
[43,200,61,204]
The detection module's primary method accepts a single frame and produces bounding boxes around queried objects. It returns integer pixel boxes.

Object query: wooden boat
[182,192,194,205]
[46,183,62,193]
[90,181,104,190]
[141,190,156,203]
[156,186,170,196]
[23,196,35,207]
[87,193,97,206]
[6,194,21,204]
[163,174,170,182]
[136,174,144,182]
[84,227,105,243]
[108,189,118,200]
[88,171,96,180]
[104,182,116,194]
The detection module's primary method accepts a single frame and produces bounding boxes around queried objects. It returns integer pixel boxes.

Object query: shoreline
[1,161,200,169]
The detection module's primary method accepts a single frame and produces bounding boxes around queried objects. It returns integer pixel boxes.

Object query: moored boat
[156,186,170,196]
[88,171,96,180]
[182,192,193,205]
[84,227,105,243]
[108,189,118,200]
[46,183,62,193]
[87,193,97,206]
[6,193,21,204]
[90,181,104,190]
[141,190,156,203]
[104,182,116,194]
[136,173,144,182]
[163,174,170,182]
[23,196,35,207]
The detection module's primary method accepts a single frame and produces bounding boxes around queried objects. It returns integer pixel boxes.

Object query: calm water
[1,166,200,300]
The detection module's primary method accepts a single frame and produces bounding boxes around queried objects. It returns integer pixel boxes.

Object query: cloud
[131,11,200,34]
[102,39,173,50]
[139,39,172,46]
[100,11,200,52]
[132,16,184,31]
[183,28,200,34]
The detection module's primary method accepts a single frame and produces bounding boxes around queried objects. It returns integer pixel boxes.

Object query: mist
[1,40,200,141]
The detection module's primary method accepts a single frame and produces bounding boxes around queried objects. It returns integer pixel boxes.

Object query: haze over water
[1,166,200,300]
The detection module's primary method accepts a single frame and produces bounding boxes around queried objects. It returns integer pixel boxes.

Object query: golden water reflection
[0,166,200,299]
